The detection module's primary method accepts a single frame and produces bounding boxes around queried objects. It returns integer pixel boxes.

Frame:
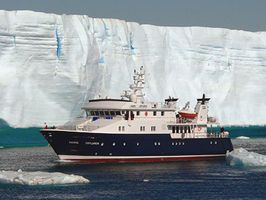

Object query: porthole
[112,142,116,146]
[215,141,217,144]
[95,152,98,155]
[182,142,185,145]
[210,141,213,144]
[109,153,112,156]
[172,142,174,146]
[137,142,140,146]
[158,142,160,146]
[101,143,104,146]
[123,142,126,146]
[179,142,181,145]
[154,142,157,146]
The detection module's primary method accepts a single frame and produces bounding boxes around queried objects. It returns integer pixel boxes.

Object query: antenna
[120,66,145,103]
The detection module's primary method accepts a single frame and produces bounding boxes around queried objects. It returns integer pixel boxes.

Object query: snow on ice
[0,10,266,127]
[0,169,89,185]
[227,148,266,167]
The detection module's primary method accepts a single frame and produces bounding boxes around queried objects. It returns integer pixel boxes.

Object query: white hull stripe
[59,154,226,160]
[41,129,170,135]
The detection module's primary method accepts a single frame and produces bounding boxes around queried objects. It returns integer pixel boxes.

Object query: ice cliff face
[0,10,266,127]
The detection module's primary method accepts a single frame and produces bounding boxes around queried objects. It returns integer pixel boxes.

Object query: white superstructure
[60,67,227,139]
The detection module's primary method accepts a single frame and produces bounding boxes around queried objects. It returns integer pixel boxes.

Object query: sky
[0,0,266,32]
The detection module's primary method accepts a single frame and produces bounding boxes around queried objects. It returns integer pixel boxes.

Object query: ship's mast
[121,66,145,104]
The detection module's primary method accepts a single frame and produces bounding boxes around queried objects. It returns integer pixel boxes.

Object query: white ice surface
[0,169,89,185]
[1,10,266,127]
[236,136,250,140]
[226,148,266,167]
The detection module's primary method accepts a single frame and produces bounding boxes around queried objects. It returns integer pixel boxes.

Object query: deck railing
[207,131,230,138]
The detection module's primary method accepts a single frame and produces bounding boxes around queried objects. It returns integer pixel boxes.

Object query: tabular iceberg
[0,10,266,127]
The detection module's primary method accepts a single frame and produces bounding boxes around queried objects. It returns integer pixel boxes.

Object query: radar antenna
[121,66,145,104]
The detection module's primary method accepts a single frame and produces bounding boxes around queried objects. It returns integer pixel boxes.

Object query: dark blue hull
[40,129,233,162]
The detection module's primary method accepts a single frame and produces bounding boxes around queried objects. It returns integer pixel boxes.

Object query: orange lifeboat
[178,101,198,118]
[178,111,198,118]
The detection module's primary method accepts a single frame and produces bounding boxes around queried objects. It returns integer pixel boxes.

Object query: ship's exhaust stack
[195,94,210,124]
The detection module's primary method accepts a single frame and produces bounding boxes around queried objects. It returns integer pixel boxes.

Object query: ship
[40,66,233,162]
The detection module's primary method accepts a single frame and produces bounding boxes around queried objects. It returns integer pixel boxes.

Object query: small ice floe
[226,148,266,167]
[0,169,89,185]
[236,136,250,140]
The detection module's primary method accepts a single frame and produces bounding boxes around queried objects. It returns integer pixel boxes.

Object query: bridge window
[100,111,104,115]
[151,126,156,131]
[118,126,121,131]
[153,111,157,116]
[161,111,164,116]
[136,111,140,116]
[116,111,121,115]
[122,126,125,131]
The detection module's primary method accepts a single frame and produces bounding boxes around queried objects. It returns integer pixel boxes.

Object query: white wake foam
[0,169,89,185]
[236,136,250,140]
[226,148,266,167]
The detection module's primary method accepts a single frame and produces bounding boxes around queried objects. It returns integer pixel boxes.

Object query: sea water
[1,122,266,199]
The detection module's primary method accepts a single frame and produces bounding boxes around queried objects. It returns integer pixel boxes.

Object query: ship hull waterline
[58,154,226,163]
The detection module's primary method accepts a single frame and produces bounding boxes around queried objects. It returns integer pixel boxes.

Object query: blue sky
[1,0,265,31]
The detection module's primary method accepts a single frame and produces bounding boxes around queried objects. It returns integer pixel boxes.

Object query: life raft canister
[145,111,148,116]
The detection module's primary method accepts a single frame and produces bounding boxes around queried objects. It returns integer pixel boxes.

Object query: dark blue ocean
[1,121,266,199]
